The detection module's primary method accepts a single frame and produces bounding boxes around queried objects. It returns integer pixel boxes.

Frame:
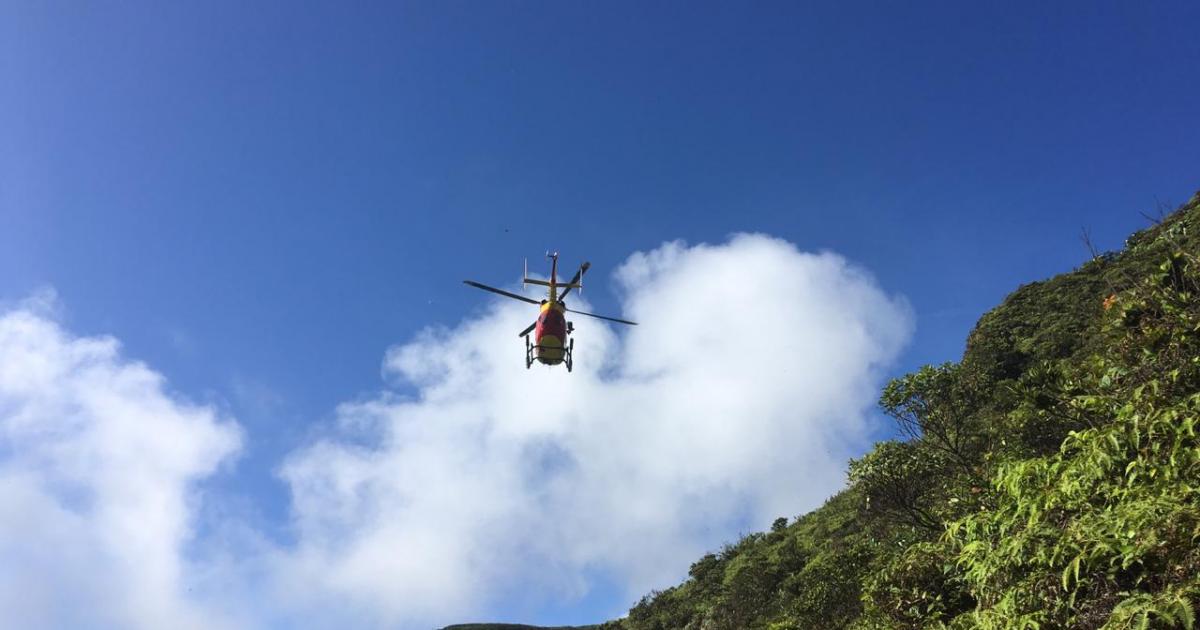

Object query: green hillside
[453,191,1200,630]
[619,193,1200,628]
[615,192,1200,629]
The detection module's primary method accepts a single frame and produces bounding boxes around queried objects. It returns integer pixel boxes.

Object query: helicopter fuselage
[533,301,569,365]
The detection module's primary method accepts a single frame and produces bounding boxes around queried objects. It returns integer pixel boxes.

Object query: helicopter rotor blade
[463,281,540,305]
[518,321,537,337]
[566,307,637,326]
[558,261,591,300]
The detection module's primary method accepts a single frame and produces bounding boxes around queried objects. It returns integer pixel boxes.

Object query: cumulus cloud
[0,236,912,630]
[273,235,913,627]
[0,292,242,630]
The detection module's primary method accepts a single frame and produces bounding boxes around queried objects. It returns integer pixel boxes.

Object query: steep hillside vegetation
[615,192,1200,630]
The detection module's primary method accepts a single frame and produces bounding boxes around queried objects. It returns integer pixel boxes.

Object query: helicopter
[464,252,637,371]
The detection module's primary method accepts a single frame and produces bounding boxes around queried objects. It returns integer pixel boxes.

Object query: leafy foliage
[944,246,1200,629]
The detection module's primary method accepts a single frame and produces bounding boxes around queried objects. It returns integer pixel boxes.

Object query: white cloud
[273,235,913,627]
[0,236,912,630]
[0,294,242,630]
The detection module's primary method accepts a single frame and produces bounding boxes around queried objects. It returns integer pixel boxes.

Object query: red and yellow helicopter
[464,252,637,371]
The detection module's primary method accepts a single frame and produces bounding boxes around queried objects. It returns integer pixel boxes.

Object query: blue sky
[2,2,1199,628]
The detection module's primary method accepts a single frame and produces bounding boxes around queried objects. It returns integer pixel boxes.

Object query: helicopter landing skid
[524,336,575,372]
